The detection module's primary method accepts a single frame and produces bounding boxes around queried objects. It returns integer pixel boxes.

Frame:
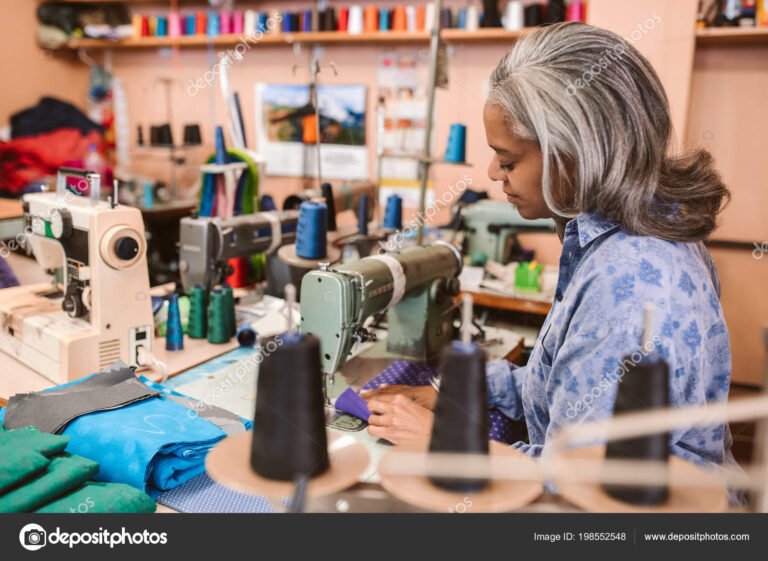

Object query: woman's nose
[488,156,505,183]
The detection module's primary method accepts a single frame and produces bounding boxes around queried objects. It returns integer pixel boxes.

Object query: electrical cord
[137,345,170,384]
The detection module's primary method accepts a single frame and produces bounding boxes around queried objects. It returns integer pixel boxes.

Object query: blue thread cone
[186,14,196,35]
[214,126,228,165]
[260,194,277,211]
[156,16,168,36]
[383,194,403,230]
[444,123,467,163]
[207,11,220,36]
[358,193,369,236]
[166,293,184,351]
[295,201,328,259]
[379,8,391,30]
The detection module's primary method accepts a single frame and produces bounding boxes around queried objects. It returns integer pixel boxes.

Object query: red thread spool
[196,11,207,35]
[337,7,349,31]
[226,257,251,288]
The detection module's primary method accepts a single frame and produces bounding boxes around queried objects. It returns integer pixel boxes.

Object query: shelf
[380,150,473,167]
[64,28,532,50]
[696,26,768,45]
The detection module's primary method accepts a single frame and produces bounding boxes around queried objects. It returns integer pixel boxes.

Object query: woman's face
[483,102,553,220]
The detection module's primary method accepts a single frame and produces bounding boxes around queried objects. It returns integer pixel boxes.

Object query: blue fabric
[0,374,251,496]
[486,213,736,472]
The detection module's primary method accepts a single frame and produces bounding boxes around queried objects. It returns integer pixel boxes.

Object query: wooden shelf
[64,28,531,50]
[696,26,768,45]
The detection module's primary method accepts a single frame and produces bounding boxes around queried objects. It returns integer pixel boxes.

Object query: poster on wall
[255,83,368,179]
[377,50,435,209]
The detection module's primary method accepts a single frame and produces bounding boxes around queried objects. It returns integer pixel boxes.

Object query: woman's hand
[366,394,434,445]
[361,384,438,410]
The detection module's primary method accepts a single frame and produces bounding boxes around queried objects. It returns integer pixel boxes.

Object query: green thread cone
[207,288,230,344]
[188,285,207,339]
[222,285,236,338]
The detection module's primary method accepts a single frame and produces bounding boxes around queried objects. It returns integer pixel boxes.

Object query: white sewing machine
[0,168,154,383]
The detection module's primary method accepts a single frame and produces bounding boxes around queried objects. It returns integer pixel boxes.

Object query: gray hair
[487,22,728,241]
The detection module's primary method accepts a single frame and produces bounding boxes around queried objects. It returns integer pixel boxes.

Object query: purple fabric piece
[335,360,516,444]
[0,257,19,289]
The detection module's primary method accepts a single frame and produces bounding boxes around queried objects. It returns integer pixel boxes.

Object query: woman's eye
[500,163,516,172]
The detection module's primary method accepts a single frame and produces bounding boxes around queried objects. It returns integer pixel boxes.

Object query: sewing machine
[299,242,463,378]
[460,200,555,264]
[178,210,299,294]
[0,168,154,383]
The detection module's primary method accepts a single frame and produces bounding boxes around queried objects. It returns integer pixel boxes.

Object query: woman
[364,22,737,473]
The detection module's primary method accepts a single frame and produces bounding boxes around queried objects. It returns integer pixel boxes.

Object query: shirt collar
[565,213,621,248]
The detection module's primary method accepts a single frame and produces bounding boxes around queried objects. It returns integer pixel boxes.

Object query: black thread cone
[429,342,489,492]
[603,357,670,505]
[321,183,337,231]
[250,334,329,481]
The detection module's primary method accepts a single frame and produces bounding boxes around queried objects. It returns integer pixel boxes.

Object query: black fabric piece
[603,357,670,505]
[10,97,103,139]
[251,335,329,481]
[429,343,489,492]
[4,366,159,434]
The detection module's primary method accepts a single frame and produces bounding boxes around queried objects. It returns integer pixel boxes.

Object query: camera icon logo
[19,524,47,551]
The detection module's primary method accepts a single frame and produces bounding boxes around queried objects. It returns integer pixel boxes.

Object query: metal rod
[461,294,473,345]
[416,0,443,245]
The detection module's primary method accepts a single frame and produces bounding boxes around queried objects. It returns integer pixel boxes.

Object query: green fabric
[0,449,49,495]
[0,454,99,513]
[0,426,70,456]
[0,427,69,494]
[36,482,156,514]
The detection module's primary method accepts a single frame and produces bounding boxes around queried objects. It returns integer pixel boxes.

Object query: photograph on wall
[255,83,368,179]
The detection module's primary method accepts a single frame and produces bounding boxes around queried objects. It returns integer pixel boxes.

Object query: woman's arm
[486,360,527,421]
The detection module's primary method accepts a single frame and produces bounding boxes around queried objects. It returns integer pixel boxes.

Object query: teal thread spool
[207,288,230,344]
[188,284,207,339]
[444,123,467,163]
[165,293,184,351]
[222,284,236,338]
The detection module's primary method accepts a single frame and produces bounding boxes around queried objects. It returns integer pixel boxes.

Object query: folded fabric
[3,366,158,434]
[11,97,103,139]
[158,473,274,514]
[35,482,156,514]
[0,426,72,493]
[334,360,517,444]
[1,367,251,496]
[0,454,99,513]
[0,449,49,495]
[0,425,70,457]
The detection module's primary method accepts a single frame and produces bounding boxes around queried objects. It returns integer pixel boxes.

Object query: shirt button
[555,291,563,302]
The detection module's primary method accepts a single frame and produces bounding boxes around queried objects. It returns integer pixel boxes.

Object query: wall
[0,0,89,125]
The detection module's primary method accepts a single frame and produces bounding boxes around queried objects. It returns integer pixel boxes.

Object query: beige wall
[0,0,89,124]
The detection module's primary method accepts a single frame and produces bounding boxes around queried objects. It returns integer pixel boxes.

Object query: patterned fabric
[335,359,518,444]
[158,473,275,513]
[486,213,737,472]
